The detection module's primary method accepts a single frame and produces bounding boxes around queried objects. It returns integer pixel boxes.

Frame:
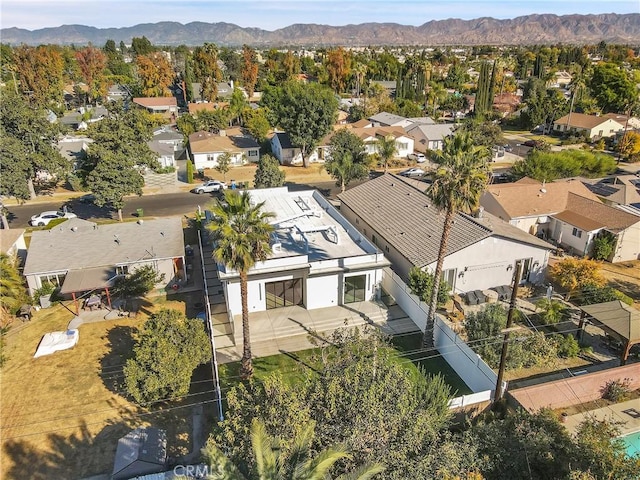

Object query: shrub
[32,281,57,304]
[601,378,631,402]
[408,267,450,306]
[579,282,633,306]
[535,299,567,325]
[553,334,580,358]
[66,173,84,192]
[186,159,194,184]
[592,231,616,261]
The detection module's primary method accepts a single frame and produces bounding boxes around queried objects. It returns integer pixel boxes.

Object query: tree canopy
[325,129,370,192]
[254,154,285,189]
[262,81,338,167]
[123,309,211,404]
[511,149,617,182]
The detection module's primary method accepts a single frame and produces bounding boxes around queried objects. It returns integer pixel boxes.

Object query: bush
[408,267,450,305]
[579,282,633,306]
[553,334,580,358]
[601,378,631,402]
[66,173,84,192]
[186,159,194,184]
[32,281,57,304]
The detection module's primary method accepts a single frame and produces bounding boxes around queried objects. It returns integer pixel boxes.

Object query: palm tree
[202,419,385,480]
[207,190,274,379]
[423,133,490,349]
[425,81,446,118]
[566,70,586,133]
[375,135,397,173]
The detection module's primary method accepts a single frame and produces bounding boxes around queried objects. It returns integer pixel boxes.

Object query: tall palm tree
[202,419,385,480]
[566,70,586,133]
[423,133,490,349]
[425,81,446,118]
[207,190,274,379]
[375,135,397,173]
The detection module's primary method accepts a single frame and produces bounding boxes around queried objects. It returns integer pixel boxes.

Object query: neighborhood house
[189,129,260,170]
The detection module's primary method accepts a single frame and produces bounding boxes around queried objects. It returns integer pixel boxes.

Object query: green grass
[391,333,472,396]
[219,333,472,397]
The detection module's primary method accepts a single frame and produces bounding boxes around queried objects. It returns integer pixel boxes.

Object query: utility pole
[494,260,523,404]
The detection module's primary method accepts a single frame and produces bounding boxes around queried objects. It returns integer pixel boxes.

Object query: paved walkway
[563,397,640,436]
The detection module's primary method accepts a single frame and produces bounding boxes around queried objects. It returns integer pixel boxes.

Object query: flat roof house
[211,187,389,338]
[339,174,552,295]
[23,217,185,310]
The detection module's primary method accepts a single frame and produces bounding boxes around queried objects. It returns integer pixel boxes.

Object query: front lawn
[0,295,207,479]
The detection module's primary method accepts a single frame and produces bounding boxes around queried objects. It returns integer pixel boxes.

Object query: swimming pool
[622,430,640,457]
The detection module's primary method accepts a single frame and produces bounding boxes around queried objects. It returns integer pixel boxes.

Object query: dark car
[503,144,513,152]
[522,140,537,147]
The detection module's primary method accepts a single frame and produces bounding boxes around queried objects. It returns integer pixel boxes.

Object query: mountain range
[2,14,640,47]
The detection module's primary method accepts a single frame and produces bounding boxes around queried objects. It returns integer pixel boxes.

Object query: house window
[371,234,377,244]
[355,218,359,224]
[39,273,66,288]
[397,142,408,150]
[363,228,367,235]
[441,269,457,293]
[344,275,366,303]
[248,150,258,157]
[116,265,129,276]
[572,228,583,238]
[265,279,304,309]
[385,245,389,253]
[207,154,215,162]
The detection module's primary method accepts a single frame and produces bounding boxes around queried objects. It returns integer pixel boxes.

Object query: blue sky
[2,0,638,30]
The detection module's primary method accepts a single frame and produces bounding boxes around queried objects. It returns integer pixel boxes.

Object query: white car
[30,210,77,226]
[399,168,425,178]
[194,180,227,194]
[408,152,426,163]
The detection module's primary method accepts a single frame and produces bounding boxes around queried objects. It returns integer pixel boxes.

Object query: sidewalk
[563,397,640,436]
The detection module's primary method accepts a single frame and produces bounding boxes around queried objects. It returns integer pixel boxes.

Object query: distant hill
[2,14,640,46]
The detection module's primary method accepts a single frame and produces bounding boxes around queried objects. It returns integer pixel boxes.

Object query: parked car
[407,152,427,163]
[30,210,77,226]
[503,143,513,152]
[194,180,227,194]
[522,139,545,148]
[399,168,425,178]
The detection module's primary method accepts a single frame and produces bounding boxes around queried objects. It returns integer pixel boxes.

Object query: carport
[59,266,116,315]
[579,300,640,365]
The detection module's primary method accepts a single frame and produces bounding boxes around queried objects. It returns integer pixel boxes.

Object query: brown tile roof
[351,119,373,128]
[557,192,640,233]
[349,126,408,141]
[553,112,616,130]
[583,175,640,206]
[484,179,600,218]
[0,229,25,254]
[189,129,258,153]
[338,173,492,268]
[133,97,177,108]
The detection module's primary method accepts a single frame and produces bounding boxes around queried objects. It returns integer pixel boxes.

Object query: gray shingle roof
[24,217,184,275]
[338,173,491,267]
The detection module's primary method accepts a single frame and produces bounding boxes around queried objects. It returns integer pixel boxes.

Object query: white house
[189,129,260,170]
[270,132,322,166]
[553,113,624,140]
[480,178,601,238]
[212,187,389,330]
[0,228,27,262]
[132,97,178,119]
[549,193,640,261]
[147,126,185,168]
[368,112,415,129]
[348,127,414,158]
[404,123,454,152]
[23,218,185,305]
[339,174,553,295]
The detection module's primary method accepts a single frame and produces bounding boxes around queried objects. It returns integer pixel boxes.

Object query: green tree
[242,108,271,143]
[216,328,466,478]
[408,267,450,306]
[592,231,617,261]
[254,154,285,188]
[215,152,231,181]
[459,119,503,148]
[325,129,369,193]
[0,90,68,200]
[0,253,28,319]
[123,309,211,403]
[110,265,165,299]
[511,149,616,182]
[203,419,384,480]
[423,133,490,348]
[193,43,223,102]
[207,191,274,379]
[262,81,338,167]
[375,134,397,173]
[130,36,153,56]
[589,63,638,113]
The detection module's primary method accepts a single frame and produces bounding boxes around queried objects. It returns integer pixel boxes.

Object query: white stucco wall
[612,222,640,262]
[424,237,550,295]
[192,151,251,170]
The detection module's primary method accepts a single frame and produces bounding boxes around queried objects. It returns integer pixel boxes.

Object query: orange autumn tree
[136,52,174,97]
[75,46,107,104]
[549,258,605,300]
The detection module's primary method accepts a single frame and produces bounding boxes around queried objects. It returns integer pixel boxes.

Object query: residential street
[3,180,356,228]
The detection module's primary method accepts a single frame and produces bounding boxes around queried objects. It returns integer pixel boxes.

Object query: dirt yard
[0,295,213,480]
[598,260,640,305]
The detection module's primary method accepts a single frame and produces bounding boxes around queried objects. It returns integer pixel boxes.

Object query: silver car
[194,180,227,194]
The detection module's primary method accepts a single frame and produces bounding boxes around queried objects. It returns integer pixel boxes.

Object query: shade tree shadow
[100,325,137,395]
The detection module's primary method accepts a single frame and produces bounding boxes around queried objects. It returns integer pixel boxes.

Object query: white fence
[382,267,499,406]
